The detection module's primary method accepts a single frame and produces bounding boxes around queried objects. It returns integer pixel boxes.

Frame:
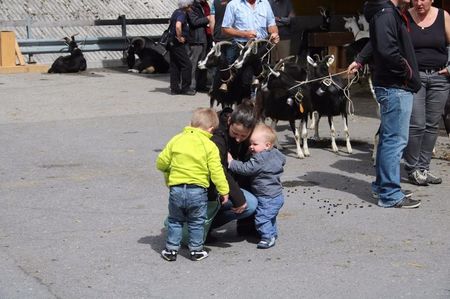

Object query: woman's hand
[231,202,247,214]
[227,152,233,164]
[438,67,450,76]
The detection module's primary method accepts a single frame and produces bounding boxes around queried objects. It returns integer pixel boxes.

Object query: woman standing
[404,0,450,185]
[168,0,196,95]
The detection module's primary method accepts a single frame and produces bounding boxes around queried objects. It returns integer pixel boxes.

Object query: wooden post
[0,31,17,67]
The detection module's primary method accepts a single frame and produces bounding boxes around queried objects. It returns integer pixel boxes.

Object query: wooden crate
[0,31,16,67]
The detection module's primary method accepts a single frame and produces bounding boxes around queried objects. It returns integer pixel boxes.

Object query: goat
[198,40,246,108]
[126,37,169,74]
[298,6,331,60]
[254,64,311,158]
[48,35,86,73]
[357,13,370,32]
[306,54,353,154]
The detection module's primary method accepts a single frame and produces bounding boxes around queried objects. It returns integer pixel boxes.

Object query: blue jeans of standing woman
[372,87,413,207]
[166,185,207,252]
[404,71,450,173]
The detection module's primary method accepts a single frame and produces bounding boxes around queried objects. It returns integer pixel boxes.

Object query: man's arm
[175,20,185,43]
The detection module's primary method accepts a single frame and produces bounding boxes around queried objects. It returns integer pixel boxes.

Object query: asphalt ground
[0,69,449,299]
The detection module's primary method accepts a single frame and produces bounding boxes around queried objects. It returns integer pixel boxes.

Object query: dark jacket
[208,109,250,207]
[212,0,232,41]
[187,1,209,45]
[229,148,286,198]
[357,0,421,92]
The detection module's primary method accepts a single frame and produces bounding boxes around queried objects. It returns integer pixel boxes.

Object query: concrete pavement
[0,69,449,298]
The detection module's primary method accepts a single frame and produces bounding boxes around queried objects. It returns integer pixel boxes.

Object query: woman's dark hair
[229,101,257,129]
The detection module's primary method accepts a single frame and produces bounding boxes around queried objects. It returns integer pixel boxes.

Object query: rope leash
[288,69,360,117]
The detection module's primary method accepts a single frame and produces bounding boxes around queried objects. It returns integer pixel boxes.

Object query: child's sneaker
[257,237,276,249]
[190,249,208,261]
[161,248,177,261]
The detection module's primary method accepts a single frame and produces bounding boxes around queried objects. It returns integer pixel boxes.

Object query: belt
[172,184,203,189]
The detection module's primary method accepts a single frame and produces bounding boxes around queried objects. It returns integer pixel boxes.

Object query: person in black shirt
[168,0,196,95]
[269,0,295,64]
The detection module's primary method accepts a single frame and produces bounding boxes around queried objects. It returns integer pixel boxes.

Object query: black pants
[169,42,192,92]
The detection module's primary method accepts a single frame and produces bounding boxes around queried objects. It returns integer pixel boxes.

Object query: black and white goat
[254,57,312,158]
[126,37,169,74]
[48,35,87,73]
[198,40,245,108]
[306,54,353,154]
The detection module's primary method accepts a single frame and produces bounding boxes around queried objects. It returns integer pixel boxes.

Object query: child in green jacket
[156,108,229,261]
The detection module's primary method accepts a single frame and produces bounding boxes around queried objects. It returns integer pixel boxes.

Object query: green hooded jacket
[156,126,229,196]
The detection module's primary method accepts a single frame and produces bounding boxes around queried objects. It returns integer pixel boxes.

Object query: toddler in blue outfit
[228,124,285,249]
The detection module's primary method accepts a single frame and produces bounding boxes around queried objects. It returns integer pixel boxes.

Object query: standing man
[221,0,279,97]
[168,0,196,95]
[222,0,280,63]
[348,0,422,208]
[187,0,210,93]
[269,0,295,63]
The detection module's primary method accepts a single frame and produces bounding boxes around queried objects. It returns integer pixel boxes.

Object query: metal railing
[0,15,169,56]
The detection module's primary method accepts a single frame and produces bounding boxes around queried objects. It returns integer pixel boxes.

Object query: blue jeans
[166,185,207,251]
[211,189,258,229]
[404,71,450,173]
[255,194,284,240]
[373,87,413,207]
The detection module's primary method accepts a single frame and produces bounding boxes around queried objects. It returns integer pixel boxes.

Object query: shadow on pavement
[138,229,166,255]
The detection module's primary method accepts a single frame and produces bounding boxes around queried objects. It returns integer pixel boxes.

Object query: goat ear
[343,17,350,22]
[307,55,317,67]
[326,55,335,67]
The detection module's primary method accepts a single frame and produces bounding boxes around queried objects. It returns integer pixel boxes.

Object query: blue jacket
[229,148,285,198]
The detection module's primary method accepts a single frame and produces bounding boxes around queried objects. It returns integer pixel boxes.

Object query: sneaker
[181,89,197,96]
[408,169,428,186]
[394,197,421,209]
[190,249,208,261]
[257,237,276,249]
[161,248,177,261]
[170,89,181,95]
[424,170,442,184]
[372,189,413,200]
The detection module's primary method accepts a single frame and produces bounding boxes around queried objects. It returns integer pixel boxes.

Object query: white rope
[287,70,360,117]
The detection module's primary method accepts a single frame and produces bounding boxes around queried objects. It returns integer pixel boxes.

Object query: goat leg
[301,118,310,157]
[313,114,320,140]
[294,124,305,159]
[328,116,339,152]
[343,115,352,154]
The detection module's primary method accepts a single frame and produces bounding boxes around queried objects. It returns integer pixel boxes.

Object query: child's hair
[253,123,277,145]
[191,108,219,130]
[229,101,257,130]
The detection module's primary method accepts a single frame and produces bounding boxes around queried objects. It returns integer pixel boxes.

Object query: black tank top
[407,9,447,70]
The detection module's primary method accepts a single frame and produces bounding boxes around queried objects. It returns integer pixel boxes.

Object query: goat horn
[267,66,280,77]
